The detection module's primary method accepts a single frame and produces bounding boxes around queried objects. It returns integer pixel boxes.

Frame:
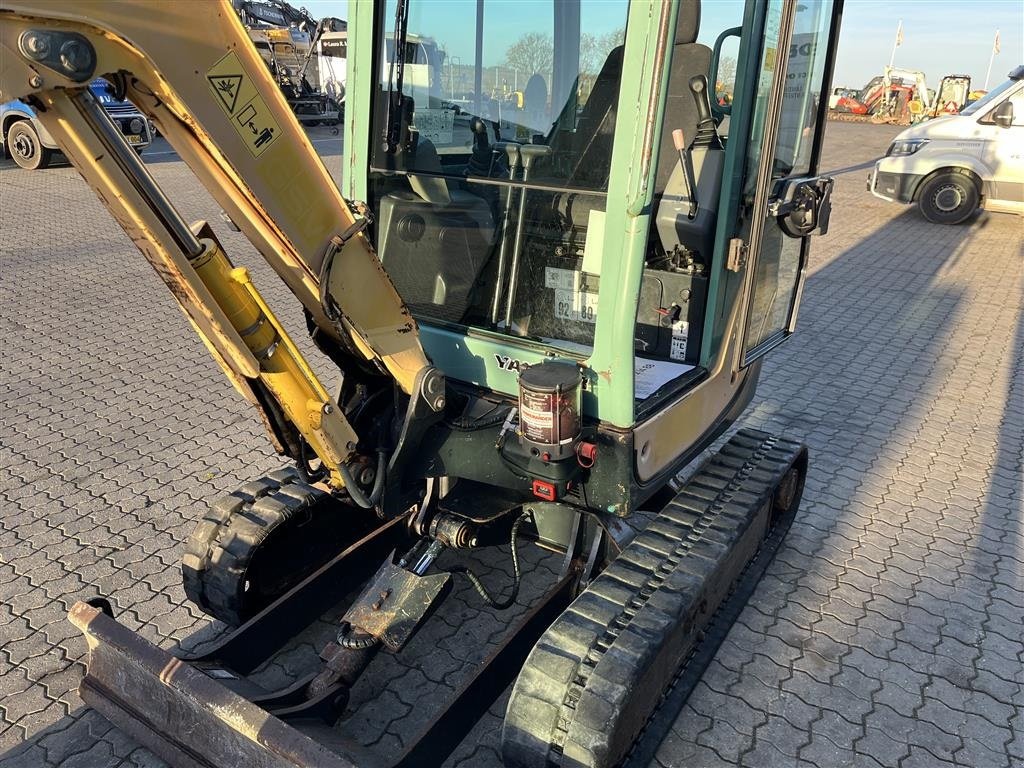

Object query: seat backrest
[557,45,624,189]
[654,2,711,193]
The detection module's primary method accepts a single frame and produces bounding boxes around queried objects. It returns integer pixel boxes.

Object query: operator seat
[543,1,707,198]
[559,45,624,189]
[509,2,710,343]
[654,1,712,194]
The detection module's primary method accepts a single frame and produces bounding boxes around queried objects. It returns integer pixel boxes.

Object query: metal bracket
[344,554,452,652]
[383,365,446,514]
[726,238,748,272]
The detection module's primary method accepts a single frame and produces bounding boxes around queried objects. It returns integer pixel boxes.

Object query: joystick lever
[673,129,699,219]
[466,118,493,177]
[688,75,724,150]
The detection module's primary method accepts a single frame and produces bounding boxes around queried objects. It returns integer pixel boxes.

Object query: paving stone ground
[1,120,1021,768]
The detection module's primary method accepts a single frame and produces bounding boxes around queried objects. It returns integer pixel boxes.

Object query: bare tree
[580,28,626,74]
[504,32,553,77]
[717,56,737,93]
[580,33,602,75]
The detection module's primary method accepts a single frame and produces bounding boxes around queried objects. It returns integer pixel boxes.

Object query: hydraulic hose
[447,511,529,610]
[338,451,387,509]
[337,622,380,650]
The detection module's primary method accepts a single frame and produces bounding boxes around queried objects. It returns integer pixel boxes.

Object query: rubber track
[181,468,329,627]
[622,439,805,767]
[502,429,805,768]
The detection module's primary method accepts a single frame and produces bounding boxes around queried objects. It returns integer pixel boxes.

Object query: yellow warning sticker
[206,50,281,157]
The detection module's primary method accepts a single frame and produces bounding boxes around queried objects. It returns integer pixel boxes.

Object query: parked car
[1,79,152,170]
[868,65,1024,224]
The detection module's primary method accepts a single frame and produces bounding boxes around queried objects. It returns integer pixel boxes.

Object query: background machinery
[830,66,931,125]
[233,0,344,126]
[929,73,972,117]
[0,0,842,765]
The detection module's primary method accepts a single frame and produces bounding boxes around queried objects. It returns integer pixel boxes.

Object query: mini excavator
[231,0,344,126]
[0,0,841,765]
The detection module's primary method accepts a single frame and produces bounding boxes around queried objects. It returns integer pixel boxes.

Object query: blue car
[1,79,152,170]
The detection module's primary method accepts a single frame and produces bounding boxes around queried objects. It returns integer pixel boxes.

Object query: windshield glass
[367,0,630,349]
[370,0,628,191]
[961,76,1018,115]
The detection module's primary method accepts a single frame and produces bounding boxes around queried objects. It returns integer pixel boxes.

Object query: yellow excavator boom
[0,0,433,489]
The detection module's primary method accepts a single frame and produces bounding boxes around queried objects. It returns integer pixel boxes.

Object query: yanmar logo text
[494,355,529,372]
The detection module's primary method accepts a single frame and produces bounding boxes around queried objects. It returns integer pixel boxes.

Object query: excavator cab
[343,0,838,512]
[0,1,842,766]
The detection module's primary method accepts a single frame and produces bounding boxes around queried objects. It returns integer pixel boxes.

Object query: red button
[532,479,556,501]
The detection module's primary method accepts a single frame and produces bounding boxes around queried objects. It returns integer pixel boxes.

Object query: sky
[832,0,1022,91]
[303,0,1023,91]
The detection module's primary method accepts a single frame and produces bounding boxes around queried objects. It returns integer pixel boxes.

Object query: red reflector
[532,479,556,501]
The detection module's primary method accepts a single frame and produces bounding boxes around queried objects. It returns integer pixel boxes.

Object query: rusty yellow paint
[0,0,434,482]
[190,234,357,487]
[0,0,429,391]
[4,85,264,381]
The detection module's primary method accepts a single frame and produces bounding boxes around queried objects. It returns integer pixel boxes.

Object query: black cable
[442,503,522,526]
[317,237,342,322]
[295,439,328,484]
[444,403,510,432]
[446,511,529,610]
[368,450,387,503]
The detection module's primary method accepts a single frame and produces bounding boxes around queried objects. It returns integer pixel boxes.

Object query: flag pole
[985,29,999,90]
[889,20,902,68]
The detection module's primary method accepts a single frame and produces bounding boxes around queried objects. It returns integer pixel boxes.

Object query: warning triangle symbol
[208,74,243,113]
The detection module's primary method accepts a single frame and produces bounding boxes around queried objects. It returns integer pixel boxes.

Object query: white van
[869,65,1023,224]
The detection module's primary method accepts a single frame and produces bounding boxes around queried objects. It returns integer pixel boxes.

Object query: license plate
[126,134,143,145]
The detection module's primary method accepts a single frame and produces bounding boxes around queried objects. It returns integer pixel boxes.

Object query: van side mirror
[992,100,1014,128]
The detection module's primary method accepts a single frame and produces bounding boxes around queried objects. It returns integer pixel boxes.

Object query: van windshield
[961,77,1018,116]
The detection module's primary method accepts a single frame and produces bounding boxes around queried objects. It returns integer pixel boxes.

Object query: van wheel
[917,171,979,224]
[6,120,53,170]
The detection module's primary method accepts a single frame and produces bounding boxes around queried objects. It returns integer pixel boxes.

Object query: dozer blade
[70,601,355,768]
[502,429,807,768]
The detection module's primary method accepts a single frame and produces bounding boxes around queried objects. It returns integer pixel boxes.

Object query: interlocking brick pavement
[1,120,1021,768]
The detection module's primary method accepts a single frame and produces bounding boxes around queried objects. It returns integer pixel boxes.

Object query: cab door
[982,85,1024,206]
[738,0,840,363]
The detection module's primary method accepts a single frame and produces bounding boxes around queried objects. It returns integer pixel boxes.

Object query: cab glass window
[367,0,629,349]
[370,0,628,189]
[961,77,1016,116]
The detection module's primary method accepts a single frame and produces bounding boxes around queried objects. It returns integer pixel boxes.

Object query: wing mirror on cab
[992,100,1014,128]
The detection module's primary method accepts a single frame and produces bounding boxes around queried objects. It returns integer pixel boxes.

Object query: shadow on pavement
[2,154,1019,768]
[675,204,1024,766]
